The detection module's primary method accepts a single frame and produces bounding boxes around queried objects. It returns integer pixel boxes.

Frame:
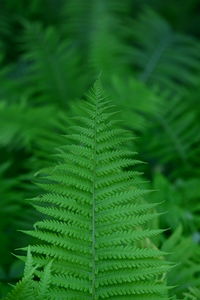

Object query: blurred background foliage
[0,0,200,298]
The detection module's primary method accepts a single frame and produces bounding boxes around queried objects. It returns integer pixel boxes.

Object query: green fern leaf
[21,22,86,106]
[127,7,200,92]
[4,248,53,300]
[64,0,130,78]
[22,82,170,299]
[141,93,200,176]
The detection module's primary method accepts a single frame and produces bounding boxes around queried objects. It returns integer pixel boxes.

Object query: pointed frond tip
[19,82,170,299]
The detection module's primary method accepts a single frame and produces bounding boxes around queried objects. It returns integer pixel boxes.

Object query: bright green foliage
[19,83,170,299]
[4,248,52,300]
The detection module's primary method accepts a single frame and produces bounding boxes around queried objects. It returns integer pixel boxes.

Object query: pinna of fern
[15,82,171,299]
[4,247,52,300]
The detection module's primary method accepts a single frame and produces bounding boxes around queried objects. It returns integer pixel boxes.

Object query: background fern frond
[63,0,131,80]
[150,173,200,234]
[162,226,200,297]
[21,22,86,106]
[140,93,200,177]
[183,287,200,300]
[127,7,200,92]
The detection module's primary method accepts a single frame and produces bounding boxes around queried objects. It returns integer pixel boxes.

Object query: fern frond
[162,226,200,297]
[21,22,86,106]
[108,75,161,131]
[127,8,200,92]
[64,0,130,78]
[183,287,200,300]
[21,82,170,299]
[0,100,60,149]
[151,173,200,232]
[141,94,200,175]
[4,248,53,300]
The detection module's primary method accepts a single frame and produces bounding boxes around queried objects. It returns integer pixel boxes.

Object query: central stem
[91,105,98,299]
